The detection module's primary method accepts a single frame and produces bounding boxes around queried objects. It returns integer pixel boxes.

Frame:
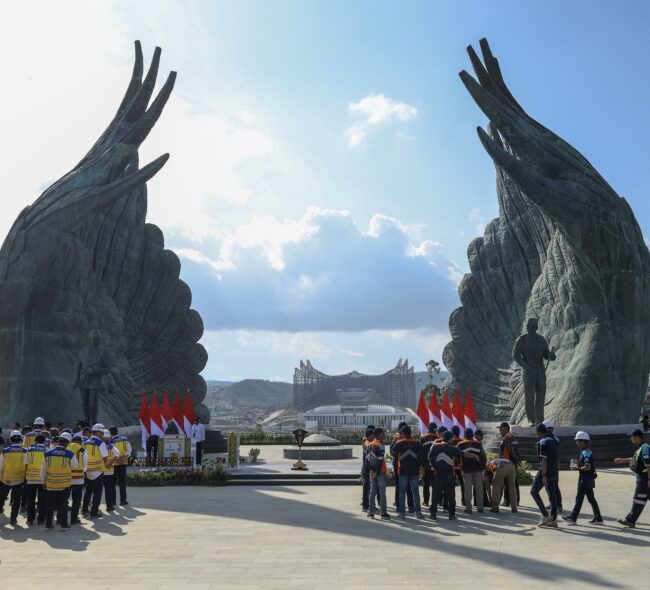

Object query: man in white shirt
[190,418,206,465]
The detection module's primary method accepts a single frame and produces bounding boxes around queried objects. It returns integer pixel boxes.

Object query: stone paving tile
[0,468,648,588]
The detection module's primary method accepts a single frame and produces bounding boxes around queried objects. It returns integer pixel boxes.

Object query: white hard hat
[34,417,45,426]
[103,430,111,438]
[92,423,105,432]
[10,430,22,438]
[574,431,590,441]
[542,419,555,429]
[59,432,72,442]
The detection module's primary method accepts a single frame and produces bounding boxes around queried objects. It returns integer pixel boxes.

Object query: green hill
[218,379,293,408]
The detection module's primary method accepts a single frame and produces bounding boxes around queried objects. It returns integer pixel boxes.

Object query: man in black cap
[429,431,476,521]
[391,422,414,513]
[420,423,438,506]
[614,429,650,528]
[530,423,559,527]
[361,427,375,512]
[392,425,425,519]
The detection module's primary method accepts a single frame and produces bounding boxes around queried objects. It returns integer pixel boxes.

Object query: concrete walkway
[0,468,648,589]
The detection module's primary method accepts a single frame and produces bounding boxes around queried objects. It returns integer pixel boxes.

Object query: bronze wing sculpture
[443,38,650,425]
[0,42,207,425]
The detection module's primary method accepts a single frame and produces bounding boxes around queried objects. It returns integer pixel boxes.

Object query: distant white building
[301,403,412,431]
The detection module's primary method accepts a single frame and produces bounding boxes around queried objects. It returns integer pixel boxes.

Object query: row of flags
[138,391,196,449]
[415,388,477,435]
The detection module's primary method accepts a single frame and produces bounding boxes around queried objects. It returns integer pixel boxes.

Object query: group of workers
[361,419,650,529]
[0,417,132,531]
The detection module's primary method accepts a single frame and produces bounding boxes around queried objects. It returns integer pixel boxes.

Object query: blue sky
[3,1,650,381]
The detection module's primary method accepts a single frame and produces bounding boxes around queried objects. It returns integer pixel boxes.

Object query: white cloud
[345,93,418,148]
[174,207,460,332]
[0,1,275,244]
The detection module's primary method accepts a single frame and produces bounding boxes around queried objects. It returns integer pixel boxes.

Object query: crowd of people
[0,418,132,531]
[361,420,650,529]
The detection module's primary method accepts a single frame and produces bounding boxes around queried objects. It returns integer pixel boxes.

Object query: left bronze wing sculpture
[0,42,208,425]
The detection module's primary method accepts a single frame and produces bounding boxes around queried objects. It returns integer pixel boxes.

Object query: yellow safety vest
[44,448,75,491]
[25,444,47,483]
[103,444,116,475]
[113,437,129,465]
[68,442,85,483]
[23,431,39,448]
[1,445,27,485]
[84,437,105,473]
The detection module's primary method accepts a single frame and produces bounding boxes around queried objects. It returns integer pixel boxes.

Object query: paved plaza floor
[0,468,648,589]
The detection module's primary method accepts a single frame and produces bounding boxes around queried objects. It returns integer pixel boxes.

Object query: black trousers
[456,470,465,505]
[422,469,433,504]
[104,474,116,509]
[25,484,46,523]
[114,464,128,504]
[569,481,601,521]
[625,477,649,523]
[431,476,456,518]
[70,485,84,522]
[394,468,414,511]
[0,483,23,521]
[531,471,558,518]
[83,474,104,515]
[196,441,203,465]
[45,488,70,528]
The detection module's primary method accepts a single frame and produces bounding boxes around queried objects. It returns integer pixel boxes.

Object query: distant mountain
[217,379,293,408]
[206,380,235,387]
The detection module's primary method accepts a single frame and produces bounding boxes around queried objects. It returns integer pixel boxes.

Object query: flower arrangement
[127,458,231,486]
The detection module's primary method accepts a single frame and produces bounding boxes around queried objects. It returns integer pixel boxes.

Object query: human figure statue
[73,330,116,424]
[512,318,556,424]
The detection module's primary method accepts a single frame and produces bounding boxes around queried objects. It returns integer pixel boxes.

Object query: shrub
[249,448,261,462]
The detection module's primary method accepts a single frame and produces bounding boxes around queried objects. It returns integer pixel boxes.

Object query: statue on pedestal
[73,330,116,424]
[512,318,556,425]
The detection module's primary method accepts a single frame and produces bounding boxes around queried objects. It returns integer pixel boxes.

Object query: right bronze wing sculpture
[443,38,650,425]
[0,42,207,425]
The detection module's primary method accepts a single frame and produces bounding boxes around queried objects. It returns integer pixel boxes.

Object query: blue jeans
[369,473,387,515]
[398,474,421,514]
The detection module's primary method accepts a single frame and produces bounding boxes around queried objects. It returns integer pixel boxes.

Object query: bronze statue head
[526,318,539,335]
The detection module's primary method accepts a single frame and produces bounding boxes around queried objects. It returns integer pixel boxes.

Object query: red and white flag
[183,391,196,435]
[452,389,465,432]
[440,389,453,430]
[149,392,165,437]
[172,390,185,436]
[138,393,150,450]
[428,392,442,428]
[416,390,430,435]
[161,390,173,431]
[464,388,478,433]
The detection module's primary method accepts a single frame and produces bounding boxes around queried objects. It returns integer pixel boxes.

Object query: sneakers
[416,512,425,520]
[44,526,53,531]
[464,509,473,514]
[61,526,70,532]
[398,513,406,519]
[449,514,457,520]
[380,513,391,520]
[539,517,558,528]
[120,500,129,506]
[590,516,604,524]
[366,512,375,519]
[429,514,437,520]
[90,511,104,519]
[617,518,635,528]
[490,507,500,513]
[562,516,577,526]
[537,515,552,527]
